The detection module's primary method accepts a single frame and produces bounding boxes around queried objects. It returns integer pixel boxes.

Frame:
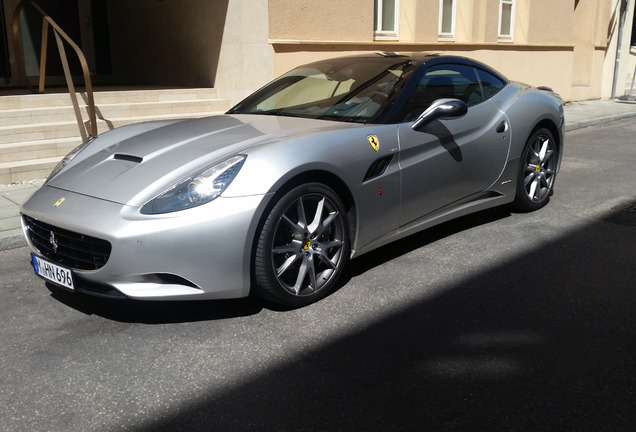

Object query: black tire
[254,183,350,307]
[511,128,558,212]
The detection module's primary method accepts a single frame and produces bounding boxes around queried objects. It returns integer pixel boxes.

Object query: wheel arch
[271,170,357,246]
[533,119,562,151]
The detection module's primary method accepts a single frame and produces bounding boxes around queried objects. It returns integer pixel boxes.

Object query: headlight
[140,155,246,214]
[46,138,94,182]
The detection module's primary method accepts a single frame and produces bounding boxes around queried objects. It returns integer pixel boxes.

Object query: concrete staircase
[0,88,229,185]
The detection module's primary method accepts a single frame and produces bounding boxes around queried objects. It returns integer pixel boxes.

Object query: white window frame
[374,0,400,40]
[498,0,515,41]
[438,0,457,41]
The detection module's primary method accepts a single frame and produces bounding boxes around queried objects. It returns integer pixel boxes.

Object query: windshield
[228,57,413,123]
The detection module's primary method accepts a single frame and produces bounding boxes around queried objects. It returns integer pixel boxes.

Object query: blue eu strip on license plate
[32,254,74,290]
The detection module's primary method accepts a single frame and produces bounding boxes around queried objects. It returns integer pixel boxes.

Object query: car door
[397,63,511,226]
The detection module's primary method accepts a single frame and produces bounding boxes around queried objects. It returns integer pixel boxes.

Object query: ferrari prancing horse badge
[367,135,379,151]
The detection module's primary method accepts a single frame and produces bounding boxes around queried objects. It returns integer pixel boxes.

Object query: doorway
[1,0,111,88]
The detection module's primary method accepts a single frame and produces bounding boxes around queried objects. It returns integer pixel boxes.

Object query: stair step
[0,138,81,164]
[90,88,220,104]
[0,111,226,144]
[0,99,230,127]
[0,120,84,144]
[99,110,226,128]
[0,157,60,185]
[0,87,220,109]
[95,99,229,119]
[0,88,229,183]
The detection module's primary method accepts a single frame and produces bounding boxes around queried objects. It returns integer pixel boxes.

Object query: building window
[375,0,400,40]
[439,0,456,40]
[498,0,515,41]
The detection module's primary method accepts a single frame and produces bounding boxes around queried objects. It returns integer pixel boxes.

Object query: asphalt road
[1,119,635,432]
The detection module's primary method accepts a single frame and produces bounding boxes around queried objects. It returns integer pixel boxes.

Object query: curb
[563,111,636,132]
[0,231,26,252]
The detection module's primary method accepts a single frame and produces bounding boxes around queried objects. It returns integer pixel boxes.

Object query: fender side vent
[363,155,393,182]
[113,154,143,163]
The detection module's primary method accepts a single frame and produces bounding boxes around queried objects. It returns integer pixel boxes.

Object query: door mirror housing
[411,98,468,131]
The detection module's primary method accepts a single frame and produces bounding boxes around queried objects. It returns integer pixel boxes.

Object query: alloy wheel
[522,133,556,203]
[270,193,346,297]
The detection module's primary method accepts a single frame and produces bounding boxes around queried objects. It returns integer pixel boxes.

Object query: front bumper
[21,185,267,301]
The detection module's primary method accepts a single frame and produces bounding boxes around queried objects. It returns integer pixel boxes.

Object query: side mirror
[411,98,468,131]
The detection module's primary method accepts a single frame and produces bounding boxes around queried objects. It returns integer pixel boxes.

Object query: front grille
[23,215,112,270]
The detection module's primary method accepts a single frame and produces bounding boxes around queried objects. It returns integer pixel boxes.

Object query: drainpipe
[611,0,629,99]
[630,58,636,96]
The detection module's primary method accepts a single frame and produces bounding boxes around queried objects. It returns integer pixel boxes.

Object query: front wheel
[254,183,350,307]
[511,128,558,212]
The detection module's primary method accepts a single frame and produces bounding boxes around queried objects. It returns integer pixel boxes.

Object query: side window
[475,68,506,99]
[398,64,481,122]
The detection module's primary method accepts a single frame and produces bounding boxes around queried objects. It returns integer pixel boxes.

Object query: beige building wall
[571,0,606,100]
[3,0,632,105]
[269,0,373,41]
[265,0,634,102]
[214,0,273,104]
[515,0,572,45]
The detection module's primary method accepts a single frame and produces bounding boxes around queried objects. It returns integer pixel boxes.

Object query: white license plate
[31,254,74,290]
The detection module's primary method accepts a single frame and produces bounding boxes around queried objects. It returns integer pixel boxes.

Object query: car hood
[47,114,353,206]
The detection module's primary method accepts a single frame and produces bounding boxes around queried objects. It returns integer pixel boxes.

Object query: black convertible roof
[342,51,508,82]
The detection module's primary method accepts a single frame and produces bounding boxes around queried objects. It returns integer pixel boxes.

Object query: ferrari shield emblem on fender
[367,135,380,151]
[54,198,65,207]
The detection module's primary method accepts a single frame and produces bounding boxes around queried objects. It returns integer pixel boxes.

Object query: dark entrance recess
[2,0,111,87]
[4,0,228,89]
[1,0,10,82]
[89,0,111,77]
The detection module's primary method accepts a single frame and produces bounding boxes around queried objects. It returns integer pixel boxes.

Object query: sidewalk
[2,98,636,251]
[563,98,636,131]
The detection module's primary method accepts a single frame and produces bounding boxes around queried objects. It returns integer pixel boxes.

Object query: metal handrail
[12,0,97,141]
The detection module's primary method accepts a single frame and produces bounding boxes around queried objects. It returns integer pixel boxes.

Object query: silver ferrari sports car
[21,53,563,307]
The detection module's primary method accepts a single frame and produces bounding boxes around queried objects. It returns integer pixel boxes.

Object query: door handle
[496,121,507,133]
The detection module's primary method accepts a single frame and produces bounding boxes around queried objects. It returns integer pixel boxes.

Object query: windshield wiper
[317,113,368,124]
[260,110,287,116]
[254,110,310,118]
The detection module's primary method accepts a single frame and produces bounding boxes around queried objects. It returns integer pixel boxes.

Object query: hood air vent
[113,154,143,163]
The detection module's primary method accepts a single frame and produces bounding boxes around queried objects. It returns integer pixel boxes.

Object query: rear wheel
[254,183,350,307]
[512,128,558,212]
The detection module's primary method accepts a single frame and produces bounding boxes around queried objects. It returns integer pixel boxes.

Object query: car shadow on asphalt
[342,205,512,281]
[129,202,636,431]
